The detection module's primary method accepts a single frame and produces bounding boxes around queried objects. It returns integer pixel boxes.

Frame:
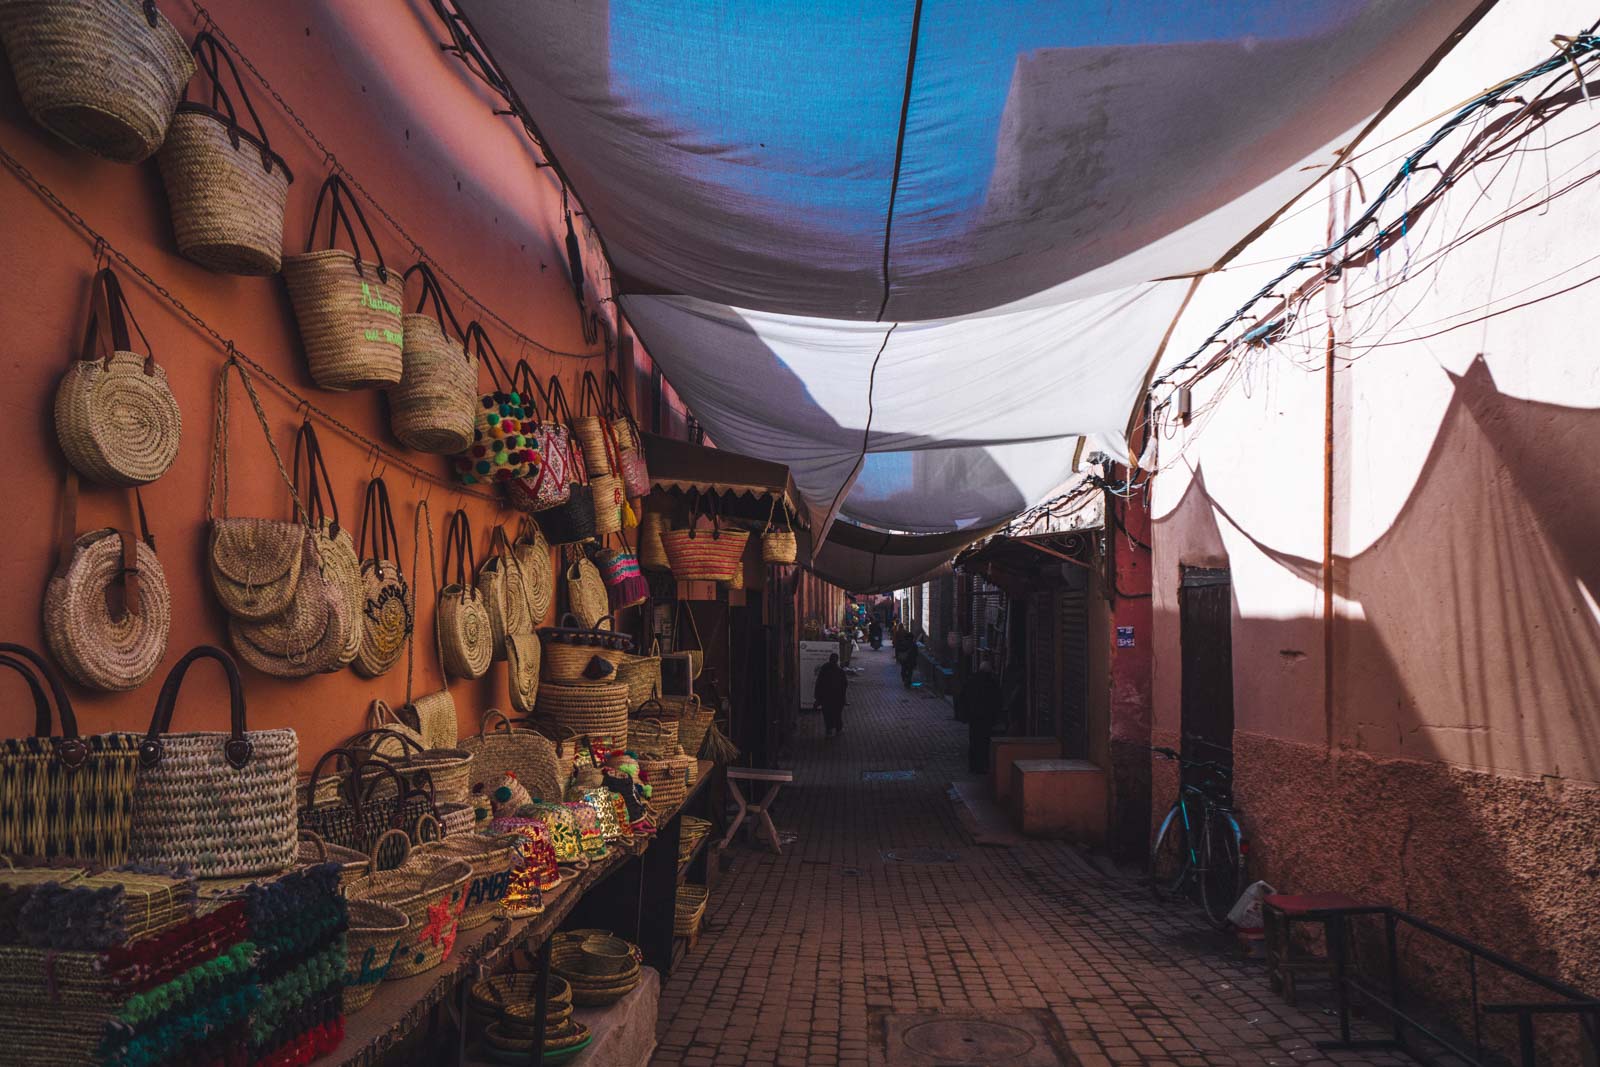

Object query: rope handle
[404,499,445,703]
[206,357,310,527]
[303,172,389,281]
[403,261,465,344]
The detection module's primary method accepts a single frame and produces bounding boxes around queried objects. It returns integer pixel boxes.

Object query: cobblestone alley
[653,649,1412,1067]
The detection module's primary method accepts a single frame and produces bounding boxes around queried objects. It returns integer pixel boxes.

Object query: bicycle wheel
[1198,807,1245,928]
[1149,802,1191,898]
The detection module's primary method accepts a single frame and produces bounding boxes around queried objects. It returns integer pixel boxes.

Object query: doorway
[1179,567,1235,789]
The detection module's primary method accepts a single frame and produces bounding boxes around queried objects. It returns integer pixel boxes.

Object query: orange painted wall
[0,0,658,769]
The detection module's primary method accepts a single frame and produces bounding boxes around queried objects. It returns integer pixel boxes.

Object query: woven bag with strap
[296,747,437,859]
[450,323,535,486]
[0,0,194,163]
[661,492,749,582]
[130,645,299,877]
[206,358,307,621]
[398,500,458,748]
[293,421,362,668]
[353,477,411,677]
[594,538,648,613]
[439,509,492,679]
[55,266,181,487]
[44,469,170,692]
[156,31,293,275]
[573,371,618,479]
[604,370,651,499]
[513,517,555,625]
[564,548,608,629]
[536,377,596,544]
[477,525,532,662]
[282,173,404,390]
[503,360,571,513]
[392,262,475,454]
[761,497,799,564]
[506,632,541,715]
[0,642,139,863]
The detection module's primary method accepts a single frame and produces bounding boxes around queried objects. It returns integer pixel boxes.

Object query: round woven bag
[229,533,352,678]
[391,263,475,454]
[565,555,608,629]
[506,633,541,715]
[292,422,362,669]
[156,33,291,274]
[0,0,195,163]
[55,268,181,487]
[281,174,403,390]
[44,489,170,691]
[512,519,554,625]
[353,478,410,678]
[438,509,492,679]
[478,526,532,662]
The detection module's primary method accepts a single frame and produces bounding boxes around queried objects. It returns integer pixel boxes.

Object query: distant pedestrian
[957,659,1002,774]
[868,619,883,649]
[815,653,848,737]
[893,629,917,687]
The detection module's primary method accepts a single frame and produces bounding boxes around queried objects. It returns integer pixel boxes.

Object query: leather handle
[403,261,464,343]
[142,645,251,770]
[187,31,283,175]
[303,173,388,281]
[463,321,515,391]
[0,654,52,740]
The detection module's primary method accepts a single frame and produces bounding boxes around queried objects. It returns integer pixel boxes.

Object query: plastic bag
[1226,879,1276,930]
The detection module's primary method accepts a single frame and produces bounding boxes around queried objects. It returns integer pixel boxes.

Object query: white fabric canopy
[455,0,1486,574]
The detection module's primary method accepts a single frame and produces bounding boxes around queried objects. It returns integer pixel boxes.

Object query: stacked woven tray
[550,929,643,1006]
[679,815,712,868]
[470,971,591,1064]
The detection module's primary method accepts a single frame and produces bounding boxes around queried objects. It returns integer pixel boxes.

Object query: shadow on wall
[1155,356,1600,1059]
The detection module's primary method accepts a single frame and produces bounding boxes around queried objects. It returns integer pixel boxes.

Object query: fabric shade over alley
[456,0,1486,555]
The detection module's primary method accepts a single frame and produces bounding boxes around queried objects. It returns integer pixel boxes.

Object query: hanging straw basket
[44,516,171,693]
[638,509,669,570]
[539,613,633,684]
[565,556,609,630]
[506,633,541,716]
[613,645,662,710]
[157,32,292,275]
[391,263,476,454]
[662,497,749,582]
[533,681,629,743]
[676,699,715,759]
[342,897,409,1014]
[282,174,404,390]
[0,0,195,163]
[413,833,519,930]
[346,831,473,980]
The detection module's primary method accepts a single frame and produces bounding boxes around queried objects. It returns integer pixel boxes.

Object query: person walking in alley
[868,618,883,649]
[893,627,917,687]
[815,652,849,737]
[957,657,1002,774]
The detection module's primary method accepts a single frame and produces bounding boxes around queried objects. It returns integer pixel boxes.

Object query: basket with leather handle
[503,361,571,513]
[205,358,307,621]
[292,420,362,668]
[0,642,140,863]
[156,31,292,275]
[398,500,457,748]
[534,377,596,544]
[450,323,534,486]
[662,491,749,582]
[439,508,492,679]
[477,524,533,662]
[345,829,473,979]
[627,708,679,755]
[281,173,403,390]
[564,548,608,629]
[0,0,194,162]
[129,645,299,877]
[391,261,476,454]
[44,469,170,691]
[457,710,561,803]
[604,370,651,498]
[54,266,181,487]
[296,746,437,859]
[352,477,411,677]
[345,727,474,806]
[613,640,662,710]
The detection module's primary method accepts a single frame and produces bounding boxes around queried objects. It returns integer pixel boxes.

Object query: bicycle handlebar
[1149,745,1231,779]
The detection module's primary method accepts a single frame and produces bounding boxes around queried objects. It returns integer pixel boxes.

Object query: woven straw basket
[56,268,181,487]
[353,478,410,678]
[282,174,403,390]
[0,0,195,163]
[439,510,492,679]
[343,897,409,1014]
[45,522,171,692]
[479,526,533,662]
[513,519,554,624]
[675,884,708,938]
[565,555,608,629]
[627,716,678,755]
[346,832,473,979]
[638,509,669,570]
[414,833,519,930]
[533,681,629,743]
[459,711,561,803]
[156,32,291,274]
[614,646,662,710]
[506,633,541,715]
[228,533,352,678]
[129,646,299,878]
[662,523,749,582]
[391,262,475,454]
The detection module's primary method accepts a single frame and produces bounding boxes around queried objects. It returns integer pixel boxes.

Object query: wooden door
[1179,567,1235,786]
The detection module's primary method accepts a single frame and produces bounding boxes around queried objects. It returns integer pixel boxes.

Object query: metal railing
[1306,904,1599,1065]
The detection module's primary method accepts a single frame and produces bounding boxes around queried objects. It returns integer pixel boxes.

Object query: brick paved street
[653,648,1414,1067]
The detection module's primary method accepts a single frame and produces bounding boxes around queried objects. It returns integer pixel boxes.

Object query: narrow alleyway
[654,649,1412,1067]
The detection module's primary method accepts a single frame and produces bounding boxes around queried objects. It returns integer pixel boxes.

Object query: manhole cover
[904,1019,1036,1060]
[883,848,960,864]
[863,769,917,782]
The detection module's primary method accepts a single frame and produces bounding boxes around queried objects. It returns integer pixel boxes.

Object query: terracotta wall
[1148,0,1600,1051]
[0,0,669,769]
[1106,491,1154,861]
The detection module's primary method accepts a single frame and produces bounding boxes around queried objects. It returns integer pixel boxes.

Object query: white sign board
[799,641,837,709]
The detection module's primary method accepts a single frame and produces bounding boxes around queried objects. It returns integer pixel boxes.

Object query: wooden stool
[720,768,794,854]
[1263,892,1362,1006]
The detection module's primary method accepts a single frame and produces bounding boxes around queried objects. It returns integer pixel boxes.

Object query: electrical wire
[0,142,499,503]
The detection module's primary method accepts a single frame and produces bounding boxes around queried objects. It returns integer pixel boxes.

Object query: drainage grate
[880,1012,1067,1066]
[863,769,917,782]
[883,848,961,864]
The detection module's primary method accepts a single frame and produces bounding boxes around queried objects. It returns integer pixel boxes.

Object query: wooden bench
[720,768,794,854]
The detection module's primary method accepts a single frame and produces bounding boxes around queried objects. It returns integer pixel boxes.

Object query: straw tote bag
[458,710,560,804]
[156,31,292,275]
[761,497,798,564]
[228,421,357,678]
[662,493,749,582]
[0,642,139,863]
[638,504,669,570]
[206,359,307,621]
[391,262,475,454]
[505,632,540,715]
[439,509,493,680]
[513,518,555,625]
[282,173,404,390]
[573,371,618,479]
[55,267,181,487]
[398,500,458,748]
[44,470,170,691]
[353,477,411,678]
[537,378,596,544]
[0,0,194,163]
[478,525,532,662]
[605,371,651,499]
[130,645,299,877]
[450,324,534,486]
[564,549,608,630]
[503,361,572,514]
[595,537,648,613]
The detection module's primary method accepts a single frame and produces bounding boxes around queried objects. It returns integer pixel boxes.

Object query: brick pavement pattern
[654,648,1412,1067]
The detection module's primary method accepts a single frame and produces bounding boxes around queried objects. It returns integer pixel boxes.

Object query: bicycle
[1149,746,1247,929]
